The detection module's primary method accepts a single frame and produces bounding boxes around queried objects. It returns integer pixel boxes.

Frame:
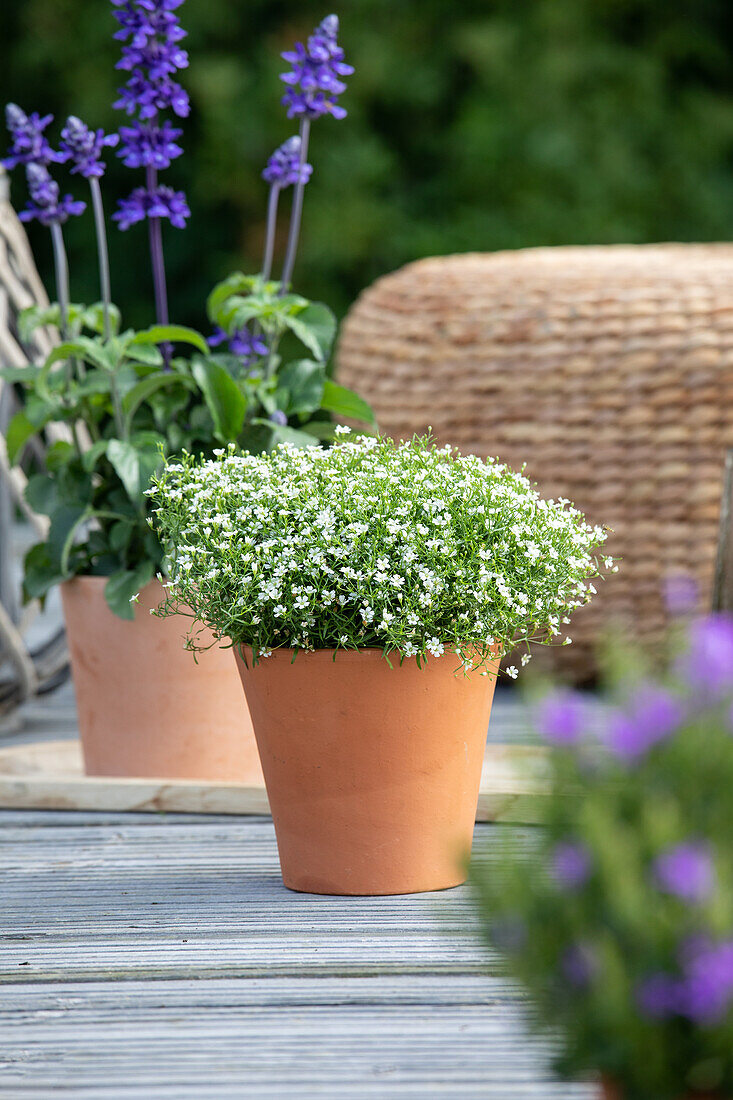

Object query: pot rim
[236,644,499,663]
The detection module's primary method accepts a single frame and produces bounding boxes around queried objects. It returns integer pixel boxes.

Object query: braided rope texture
[336,245,733,681]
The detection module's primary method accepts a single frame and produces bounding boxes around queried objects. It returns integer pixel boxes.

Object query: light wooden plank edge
[0,741,548,823]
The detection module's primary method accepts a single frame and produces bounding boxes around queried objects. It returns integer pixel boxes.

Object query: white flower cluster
[150,433,611,673]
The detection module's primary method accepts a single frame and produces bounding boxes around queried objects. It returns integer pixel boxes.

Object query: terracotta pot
[235,646,499,895]
[62,576,261,782]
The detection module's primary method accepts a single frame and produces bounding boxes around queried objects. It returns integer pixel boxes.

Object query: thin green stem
[261,184,281,282]
[89,178,113,340]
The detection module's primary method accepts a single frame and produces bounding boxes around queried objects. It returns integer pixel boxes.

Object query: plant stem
[145,164,171,368]
[279,118,311,292]
[89,178,113,341]
[49,222,70,340]
[261,184,281,283]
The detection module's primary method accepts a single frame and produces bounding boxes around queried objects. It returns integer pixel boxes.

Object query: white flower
[273,604,287,617]
[334,424,351,435]
[505,665,519,679]
[129,592,140,604]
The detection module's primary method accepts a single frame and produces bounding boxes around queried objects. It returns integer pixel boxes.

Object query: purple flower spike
[550,841,591,891]
[636,972,681,1019]
[678,614,733,697]
[118,119,183,169]
[653,842,714,903]
[535,690,587,746]
[112,0,190,118]
[113,183,189,230]
[3,104,64,170]
[262,136,313,188]
[59,116,119,179]
[280,14,354,121]
[605,686,683,762]
[19,163,86,227]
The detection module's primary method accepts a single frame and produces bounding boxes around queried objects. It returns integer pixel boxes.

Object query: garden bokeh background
[3,0,733,331]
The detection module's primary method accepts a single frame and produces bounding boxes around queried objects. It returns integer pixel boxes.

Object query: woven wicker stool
[336,245,733,681]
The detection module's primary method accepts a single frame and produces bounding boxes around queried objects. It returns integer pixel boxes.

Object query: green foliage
[150,433,607,664]
[471,629,733,1099]
[7,284,371,617]
[3,1,733,328]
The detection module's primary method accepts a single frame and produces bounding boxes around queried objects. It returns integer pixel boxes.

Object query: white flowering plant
[149,432,611,671]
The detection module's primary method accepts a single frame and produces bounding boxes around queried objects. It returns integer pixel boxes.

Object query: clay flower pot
[62,576,261,782]
[235,646,499,895]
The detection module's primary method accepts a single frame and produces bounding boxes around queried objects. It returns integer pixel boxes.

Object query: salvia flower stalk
[279,15,352,289]
[260,135,312,281]
[111,0,190,337]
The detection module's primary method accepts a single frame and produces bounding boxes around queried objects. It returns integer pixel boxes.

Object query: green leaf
[73,369,113,397]
[45,440,75,473]
[319,380,376,424]
[125,343,164,367]
[206,273,261,319]
[22,542,64,603]
[276,359,325,416]
[24,474,59,517]
[281,303,337,362]
[191,356,246,441]
[5,411,36,463]
[104,561,155,621]
[107,439,164,506]
[132,325,209,355]
[81,439,111,473]
[47,504,89,573]
[122,371,197,435]
[19,304,60,344]
[81,302,121,336]
[0,364,42,384]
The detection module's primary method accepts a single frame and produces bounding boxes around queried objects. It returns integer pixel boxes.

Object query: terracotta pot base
[62,577,261,783]
[236,646,499,896]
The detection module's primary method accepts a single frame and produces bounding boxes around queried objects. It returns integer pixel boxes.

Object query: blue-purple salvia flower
[208,325,268,367]
[3,104,64,169]
[605,686,683,762]
[269,410,288,427]
[19,163,86,227]
[59,116,119,178]
[262,136,313,188]
[535,690,587,747]
[112,0,190,232]
[112,0,190,119]
[652,842,714,903]
[550,841,592,891]
[280,15,353,121]
[113,184,189,229]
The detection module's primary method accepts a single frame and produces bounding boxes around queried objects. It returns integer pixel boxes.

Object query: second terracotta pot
[62,576,262,783]
[235,646,499,895]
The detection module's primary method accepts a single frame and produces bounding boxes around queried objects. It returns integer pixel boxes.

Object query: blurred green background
[2,0,733,332]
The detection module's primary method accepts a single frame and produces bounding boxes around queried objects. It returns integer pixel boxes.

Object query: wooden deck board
[0,810,593,1098]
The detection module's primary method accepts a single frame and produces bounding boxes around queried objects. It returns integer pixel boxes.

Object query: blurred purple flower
[208,325,268,367]
[605,686,683,762]
[280,14,354,121]
[3,104,63,169]
[678,614,733,698]
[636,972,681,1019]
[653,842,714,903]
[664,573,698,617]
[561,942,598,988]
[59,116,119,179]
[535,690,587,746]
[679,938,733,1023]
[19,163,86,226]
[550,841,591,891]
[112,184,189,229]
[269,410,288,427]
[262,136,313,188]
[117,119,182,169]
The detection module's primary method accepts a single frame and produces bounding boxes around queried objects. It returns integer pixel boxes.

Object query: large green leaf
[282,303,336,362]
[24,474,59,517]
[191,356,246,442]
[22,542,64,603]
[107,439,164,506]
[132,325,209,355]
[122,371,197,435]
[319,380,376,425]
[104,561,155,621]
[276,359,325,416]
[5,411,36,463]
[47,504,90,573]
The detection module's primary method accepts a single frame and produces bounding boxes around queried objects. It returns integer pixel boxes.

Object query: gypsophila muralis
[149,433,611,672]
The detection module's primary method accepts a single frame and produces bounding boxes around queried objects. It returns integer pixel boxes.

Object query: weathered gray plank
[0,811,585,1098]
